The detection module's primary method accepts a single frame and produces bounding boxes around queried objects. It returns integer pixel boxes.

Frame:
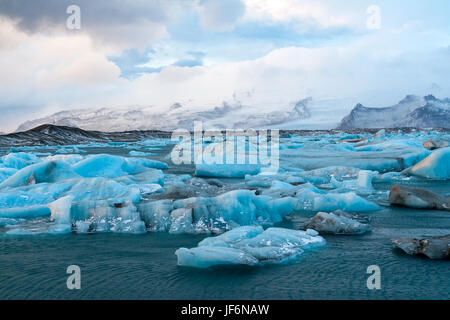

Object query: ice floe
[305,211,371,235]
[406,147,450,180]
[175,226,326,268]
[388,184,450,211]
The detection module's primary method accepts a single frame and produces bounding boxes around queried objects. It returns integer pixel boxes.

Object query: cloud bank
[0,0,449,132]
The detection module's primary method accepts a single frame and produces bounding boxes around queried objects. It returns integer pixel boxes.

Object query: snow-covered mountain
[338,95,450,129]
[15,98,313,133]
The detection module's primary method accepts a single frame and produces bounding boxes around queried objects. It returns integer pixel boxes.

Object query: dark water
[1,203,449,300]
[0,145,449,300]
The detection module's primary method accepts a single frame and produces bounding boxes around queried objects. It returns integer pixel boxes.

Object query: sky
[0,0,449,132]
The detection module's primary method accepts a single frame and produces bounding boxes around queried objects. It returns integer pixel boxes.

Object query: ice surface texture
[407,147,450,180]
[1,130,449,236]
[175,226,326,268]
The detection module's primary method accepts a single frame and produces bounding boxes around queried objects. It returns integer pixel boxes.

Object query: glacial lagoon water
[0,133,449,300]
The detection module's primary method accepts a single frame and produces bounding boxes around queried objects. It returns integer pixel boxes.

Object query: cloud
[242,0,357,30]
[173,51,205,67]
[109,48,205,79]
[199,0,246,31]
[109,48,161,79]
[0,1,449,133]
[0,0,173,49]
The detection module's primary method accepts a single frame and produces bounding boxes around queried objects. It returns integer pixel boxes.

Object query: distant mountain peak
[424,94,438,102]
[399,94,420,104]
[15,98,313,132]
[353,103,366,110]
[338,94,450,129]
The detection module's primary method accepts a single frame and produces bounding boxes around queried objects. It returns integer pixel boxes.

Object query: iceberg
[169,208,195,234]
[175,247,259,268]
[48,223,72,234]
[391,235,450,260]
[172,190,295,233]
[128,150,156,157]
[407,147,450,180]
[137,200,173,232]
[0,167,18,183]
[0,160,79,188]
[196,163,262,178]
[0,152,41,170]
[72,154,168,178]
[175,226,326,268]
[48,195,74,224]
[388,184,450,211]
[305,211,371,235]
[293,183,381,212]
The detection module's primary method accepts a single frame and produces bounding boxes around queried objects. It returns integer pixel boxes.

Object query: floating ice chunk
[132,183,163,195]
[130,220,147,234]
[306,229,319,236]
[388,184,450,211]
[0,167,18,183]
[164,173,192,185]
[175,226,326,268]
[137,200,173,231]
[407,147,450,180]
[48,195,74,224]
[114,169,165,186]
[66,178,141,203]
[75,220,91,233]
[0,160,80,188]
[305,211,371,235]
[423,139,449,150]
[0,217,20,226]
[374,171,408,182]
[298,166,361,185]
[175,247,259,268]
[198,226,264,248]
[236,227,326,252]
[173,190,295,232]
[294,185,380,212]
[245,172,305,188]
[128,151,155,157]
[55,147,72,154]
[72,154,168,178]
[391,235,450,260]
[44,154,84,165]
[0,205,51,219]
[269,180,295,191]
[328,170,377,195]
[0,152,41,170]
[356,170,376,190]
[311,192,380,212]
[196,163,262,178]
[169,208,195,234]
[48,224,72,234]
[6,228,34,235]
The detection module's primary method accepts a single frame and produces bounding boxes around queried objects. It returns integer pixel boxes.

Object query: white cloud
[0,4,449,132]
[199,0,246,31]
[243,0,356,29]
